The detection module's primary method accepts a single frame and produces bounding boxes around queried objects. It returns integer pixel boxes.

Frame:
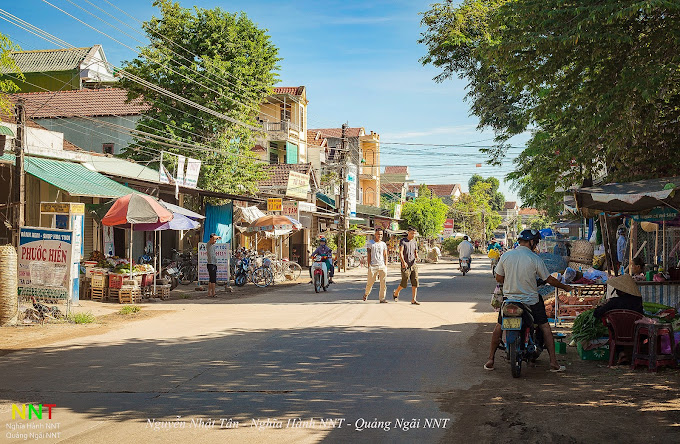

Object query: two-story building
[1,45,117,92]
[256,86,308,165]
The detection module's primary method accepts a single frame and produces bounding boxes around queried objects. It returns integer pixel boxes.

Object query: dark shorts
[497,295,548,326]
[400,264,418,288]
[207,264,217,284]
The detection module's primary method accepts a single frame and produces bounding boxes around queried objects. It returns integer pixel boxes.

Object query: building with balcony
[308,127,381,207]
[256,86,308,165]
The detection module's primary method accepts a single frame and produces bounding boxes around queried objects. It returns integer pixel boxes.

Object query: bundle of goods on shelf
[568,240,595,271]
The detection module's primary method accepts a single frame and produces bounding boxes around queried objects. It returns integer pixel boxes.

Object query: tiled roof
[504,201,518,210]
[518,208,540,216]
[13,88,150,118]
[381,182,405,194]
[407,184,459,197]
[308,127,364,138]
[306,131,327,147]
[272,86,305,96]
[258,163,313,188]
[384,166,408,174]
[252,144,266,152]
[3,46,97,74]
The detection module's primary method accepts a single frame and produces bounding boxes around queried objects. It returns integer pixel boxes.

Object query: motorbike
[459,257,471,276]
[234,256,250,287]
[160,259,179,290]
[500,299,544,378]
[311,254,330,293]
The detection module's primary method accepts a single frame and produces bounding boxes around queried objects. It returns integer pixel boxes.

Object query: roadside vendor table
[553,284,607,327]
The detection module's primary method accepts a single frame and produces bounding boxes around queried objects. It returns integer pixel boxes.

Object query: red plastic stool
[631,320,676,372]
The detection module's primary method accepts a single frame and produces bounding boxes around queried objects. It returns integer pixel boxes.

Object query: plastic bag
[491,284,503,310]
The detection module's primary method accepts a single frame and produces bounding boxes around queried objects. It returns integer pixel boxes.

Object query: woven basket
[0,245,18,326]
[570,240,594,265]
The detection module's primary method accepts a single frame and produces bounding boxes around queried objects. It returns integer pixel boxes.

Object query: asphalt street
[0,256,496,444]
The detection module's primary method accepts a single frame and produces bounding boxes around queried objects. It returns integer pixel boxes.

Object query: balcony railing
[261,120,301,134]
[360,165,379,178]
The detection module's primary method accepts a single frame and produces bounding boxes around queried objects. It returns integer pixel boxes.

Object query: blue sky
[2,0,528,202]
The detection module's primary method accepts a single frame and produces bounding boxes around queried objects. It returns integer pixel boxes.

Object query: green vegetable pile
[571,309,609,344]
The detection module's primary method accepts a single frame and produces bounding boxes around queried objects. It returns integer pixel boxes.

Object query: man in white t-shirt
[457,236,474,269]
[363,228,389,303]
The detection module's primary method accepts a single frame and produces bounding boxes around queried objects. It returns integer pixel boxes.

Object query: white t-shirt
[495,246,550,305]
[367,240,387,267]
[457,240,474,258]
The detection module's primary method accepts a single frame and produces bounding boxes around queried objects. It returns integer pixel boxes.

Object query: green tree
[0,33,23,114]
[420,1,680,215]
[450,182,502,241]
[400,193,449,239]
[468,174,505,212]
[527,214,552,231]
[122,0,279,194]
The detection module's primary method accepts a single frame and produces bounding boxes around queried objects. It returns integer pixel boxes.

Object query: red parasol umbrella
[102,194,172,226]
[102,194,173,280]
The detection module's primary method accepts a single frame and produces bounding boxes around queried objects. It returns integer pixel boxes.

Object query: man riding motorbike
[310,237,334,283]
[457,236,474,271]
[484,229,572,372]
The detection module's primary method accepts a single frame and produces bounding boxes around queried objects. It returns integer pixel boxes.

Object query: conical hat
[608,274,641,297]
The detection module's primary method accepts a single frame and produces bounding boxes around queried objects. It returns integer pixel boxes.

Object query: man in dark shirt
[393,227,420,304]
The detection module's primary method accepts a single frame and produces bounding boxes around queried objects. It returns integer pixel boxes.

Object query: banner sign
[184,158,201,188]
[393,203,402,220]
[267,198,282,212]
[40,202,85,214]
[347,164,357,218]
[442,218,454,238]
[286,171,310,199]
[282,201,299,218]
[176,155,186,186]
[18,227,75,301]
[198,242,231,284]
[298,202,316,213]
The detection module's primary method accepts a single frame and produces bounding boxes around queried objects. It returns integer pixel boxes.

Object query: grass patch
[178,294,191,299]
[119,305,141,315]
[69,312,96,324]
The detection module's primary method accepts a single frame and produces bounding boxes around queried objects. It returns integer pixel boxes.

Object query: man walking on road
[363,228,388,303]
[484,229,572,372]
[393,227,420,305]
[206,233,220,297]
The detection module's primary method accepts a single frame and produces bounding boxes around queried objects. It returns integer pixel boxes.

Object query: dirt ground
[440,315,680,443]
[1,276,306,356]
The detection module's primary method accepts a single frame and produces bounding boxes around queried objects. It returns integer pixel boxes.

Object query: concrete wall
[35,115,141,154]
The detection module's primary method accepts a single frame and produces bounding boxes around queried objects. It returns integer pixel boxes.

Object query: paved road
[1,257,496,444]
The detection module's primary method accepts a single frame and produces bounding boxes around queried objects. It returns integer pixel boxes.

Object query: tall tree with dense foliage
[420,1,680,216]
[0,33,23,114]
[468,174,505,212]
[450,181,501,241]
[400,189,449,239]
[122,0,279,194]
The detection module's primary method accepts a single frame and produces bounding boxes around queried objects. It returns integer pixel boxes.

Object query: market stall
[96,194,173,303]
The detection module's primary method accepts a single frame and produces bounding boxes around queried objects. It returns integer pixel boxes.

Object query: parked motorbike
[234,256,250,287]
[500,299,544,378]
[459,257,471,276]
[161,259,179,290]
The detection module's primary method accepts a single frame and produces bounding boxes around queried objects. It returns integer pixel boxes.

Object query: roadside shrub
[69,312,95,324]
[442,237,464,256]
[119,305,141,315]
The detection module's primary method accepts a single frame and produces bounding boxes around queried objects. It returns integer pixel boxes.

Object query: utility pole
[13,99,25,247]
[481,211,486,246]
[341,123,348,273]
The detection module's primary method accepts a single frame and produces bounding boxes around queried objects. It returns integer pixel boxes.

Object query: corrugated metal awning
[0,154,138,198]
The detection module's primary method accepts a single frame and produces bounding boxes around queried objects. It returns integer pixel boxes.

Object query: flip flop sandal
[392,291,398,301]
[549,365,566,373]
[483,363,494,371]
[363,294,368,301]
